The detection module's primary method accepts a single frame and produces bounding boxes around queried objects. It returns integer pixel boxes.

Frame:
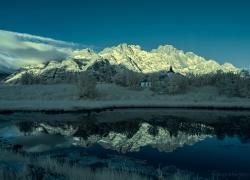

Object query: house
[140,78,152,88]
[140,66,178,88]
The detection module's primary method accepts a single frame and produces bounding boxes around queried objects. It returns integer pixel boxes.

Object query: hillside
[4,44,239,84]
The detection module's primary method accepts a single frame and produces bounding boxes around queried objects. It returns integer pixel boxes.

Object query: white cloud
[0,30,86,72]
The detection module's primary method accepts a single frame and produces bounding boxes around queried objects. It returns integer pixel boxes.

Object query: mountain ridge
[4,43,239,84]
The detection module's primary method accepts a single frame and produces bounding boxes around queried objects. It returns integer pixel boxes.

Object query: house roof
[141,79,150,83]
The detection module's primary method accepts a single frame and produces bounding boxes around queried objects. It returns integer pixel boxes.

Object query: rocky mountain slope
[4,44,239,84]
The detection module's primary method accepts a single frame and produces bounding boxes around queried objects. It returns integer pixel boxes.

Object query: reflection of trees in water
[147,114,250,143]
[145,115,214,136]
[207,115,250,143]
[16,117,142,139]
[74,120,141,139]
[16,121,35,135]
[15,113,250,143]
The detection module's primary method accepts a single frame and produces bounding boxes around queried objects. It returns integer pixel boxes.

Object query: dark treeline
[112,69,250,98]
[18,60,250,98]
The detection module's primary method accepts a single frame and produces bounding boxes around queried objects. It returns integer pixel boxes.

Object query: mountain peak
[71,48,100,60]
[101,43,142,53]
[152,44,181,54]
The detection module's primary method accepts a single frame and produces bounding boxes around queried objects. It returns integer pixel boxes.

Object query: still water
[0,109,250,179]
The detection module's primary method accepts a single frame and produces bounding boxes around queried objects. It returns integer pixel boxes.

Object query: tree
[125,71,141,89]
[113,72,127,86]
[65,72,79,84]
[166,75,188,95]
[113,70,141,89]
[77,72,97,99]
[150,79,168,94]
[216,73,241,97]
[20,72,34,85]
[239,77,250,98]
[20,72,42,85]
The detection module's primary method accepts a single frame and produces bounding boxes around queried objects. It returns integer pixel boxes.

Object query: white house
[140,79,152,88]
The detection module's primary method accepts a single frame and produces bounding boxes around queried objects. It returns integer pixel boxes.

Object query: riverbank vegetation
[0,149,149,180]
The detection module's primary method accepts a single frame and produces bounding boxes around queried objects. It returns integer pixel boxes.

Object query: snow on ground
[0,83,250,111]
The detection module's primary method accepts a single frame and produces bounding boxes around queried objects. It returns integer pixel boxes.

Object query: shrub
[150,79,168,94]
[239,77,250,98]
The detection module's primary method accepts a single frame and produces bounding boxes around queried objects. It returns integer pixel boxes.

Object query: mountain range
[4,44,239,84]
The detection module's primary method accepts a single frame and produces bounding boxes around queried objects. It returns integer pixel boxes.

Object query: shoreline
[1,100,250,114]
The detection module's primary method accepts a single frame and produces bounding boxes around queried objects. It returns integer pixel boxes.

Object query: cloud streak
[0,30,83,72]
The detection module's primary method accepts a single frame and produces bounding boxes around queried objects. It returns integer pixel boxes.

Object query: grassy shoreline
[0,149,150,180]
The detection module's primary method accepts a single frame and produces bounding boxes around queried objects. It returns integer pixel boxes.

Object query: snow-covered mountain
[99,44,238,74]
[4,44,239,84]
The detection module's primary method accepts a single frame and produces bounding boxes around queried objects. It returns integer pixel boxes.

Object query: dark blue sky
[0,0,250,68]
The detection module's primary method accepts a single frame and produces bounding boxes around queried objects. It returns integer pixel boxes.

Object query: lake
[1,109,250,179]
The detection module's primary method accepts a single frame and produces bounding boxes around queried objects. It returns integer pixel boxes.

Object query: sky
[0,0,249,70]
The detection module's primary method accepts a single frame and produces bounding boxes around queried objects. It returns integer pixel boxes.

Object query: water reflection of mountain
[14,110,250,153]
[17,120,212,153]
